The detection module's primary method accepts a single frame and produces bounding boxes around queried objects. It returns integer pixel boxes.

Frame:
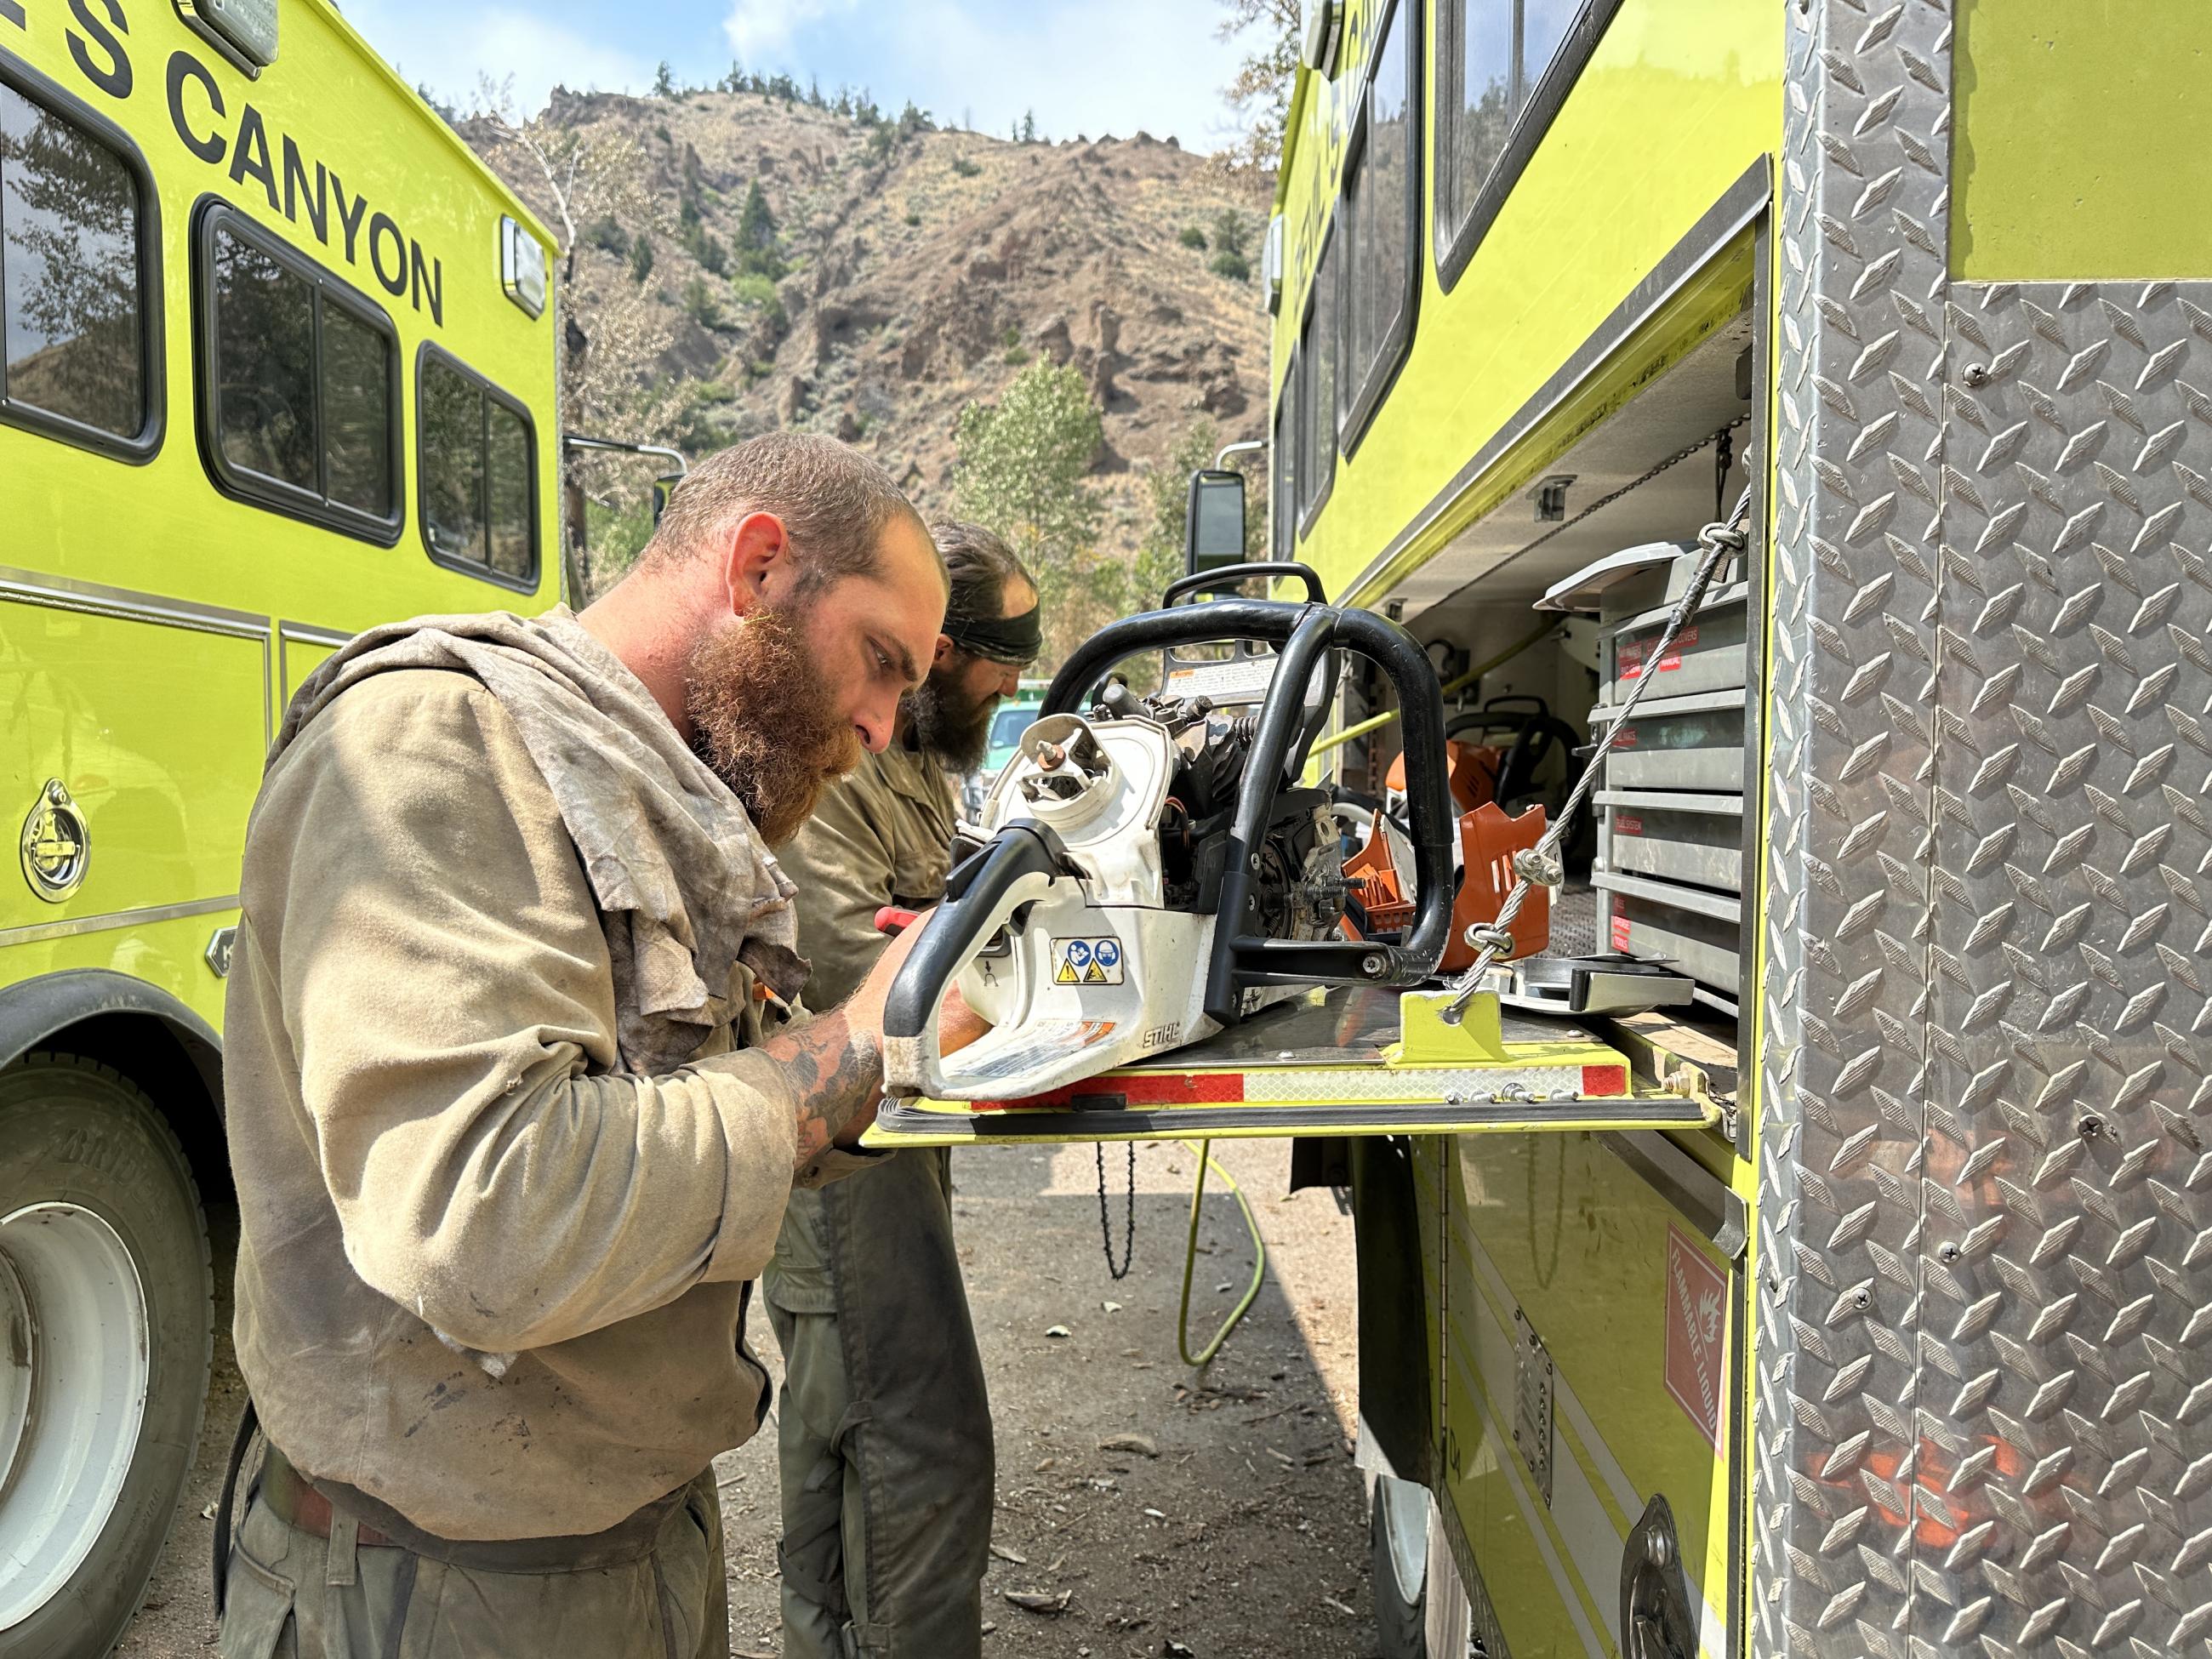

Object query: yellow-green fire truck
[0,3,562,1650]
[869,3,2212,1656]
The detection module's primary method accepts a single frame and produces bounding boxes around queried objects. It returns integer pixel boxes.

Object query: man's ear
[720,510,789,618]
[932,634,957,670]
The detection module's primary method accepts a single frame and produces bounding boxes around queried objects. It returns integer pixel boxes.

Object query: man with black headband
[763,522,1040,1659]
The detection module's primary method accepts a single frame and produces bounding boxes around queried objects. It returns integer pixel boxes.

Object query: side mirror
[652,473,681,525]
[1184,469,1247,579]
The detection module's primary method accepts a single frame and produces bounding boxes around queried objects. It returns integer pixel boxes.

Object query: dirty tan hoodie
[227,609,860,1540]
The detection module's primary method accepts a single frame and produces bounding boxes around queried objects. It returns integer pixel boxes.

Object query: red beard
[684,606,864,845]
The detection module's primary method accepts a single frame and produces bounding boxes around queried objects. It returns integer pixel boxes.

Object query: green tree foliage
[586,214,630,255]
[584,495,658,584]
[1215,0,1299,175]
[1130,418,1261,611]
[1020,110,1038,144]
[954,362,1106,650]
[735,181,785,280]
[681,276,726,330]
[630,235,656,284]
[1178,224,1209,251]
[951,155,983,179]
[731,271,780,311]
[1207,209,1252,280]
[653,60,677,100]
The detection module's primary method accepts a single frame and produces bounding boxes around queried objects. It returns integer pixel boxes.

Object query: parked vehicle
[0,5,562,1650]
[900,4,2212,1656]
[959,682,1049,818]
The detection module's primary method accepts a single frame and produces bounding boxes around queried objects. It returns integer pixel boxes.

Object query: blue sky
[345,0,1263,151]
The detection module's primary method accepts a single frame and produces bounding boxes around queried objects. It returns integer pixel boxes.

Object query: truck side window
[1271,345,1298,556]
[419,345,539,589]
[197,205,402,541]
[0,72,156,455]
[1338,0,1420,456]
[1296,226,1337,533]
[1435,0,1594,291]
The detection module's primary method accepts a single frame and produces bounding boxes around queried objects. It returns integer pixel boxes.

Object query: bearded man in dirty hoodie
[214,432,986,1659]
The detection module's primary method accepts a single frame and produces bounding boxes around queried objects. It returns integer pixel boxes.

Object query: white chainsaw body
[887,710,1230,1102]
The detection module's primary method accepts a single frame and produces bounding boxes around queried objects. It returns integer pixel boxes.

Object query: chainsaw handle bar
[1160,561,1326,609]
[880,822,1070,1073]
[1046,599,1454,1027]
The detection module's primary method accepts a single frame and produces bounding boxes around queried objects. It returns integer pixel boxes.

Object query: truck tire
[1371,1471,1432,1658]
[0,1054,214,1659]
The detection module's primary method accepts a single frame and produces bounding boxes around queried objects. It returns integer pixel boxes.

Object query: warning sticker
[1165,658,1277,704]
[1663,1225,1727,1451]
[1620,625,1696,681]
[1611,913,1633,952]
[1052,937,1124,986]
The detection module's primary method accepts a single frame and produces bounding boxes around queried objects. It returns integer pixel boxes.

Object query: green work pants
[216,1469,727,1659]
[762,1148,994,1659]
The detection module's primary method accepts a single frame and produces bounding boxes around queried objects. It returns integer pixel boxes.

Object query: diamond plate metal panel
[1758,0,1953,1652]
[1921,280,2212,1655]
[1759,3,2212,1656]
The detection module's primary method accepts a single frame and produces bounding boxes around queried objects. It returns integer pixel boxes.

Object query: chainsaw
[880,565,1458,1101]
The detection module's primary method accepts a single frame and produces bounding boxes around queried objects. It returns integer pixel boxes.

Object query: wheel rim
[1375,1473,1431,1611]
[0,1203,151,1633]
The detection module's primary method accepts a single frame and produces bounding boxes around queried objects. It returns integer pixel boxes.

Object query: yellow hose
[1177,1140,1268,1369]
[1308,618,1559,758]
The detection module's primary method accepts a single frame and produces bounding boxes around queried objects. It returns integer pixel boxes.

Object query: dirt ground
[117,1136,1380,1658]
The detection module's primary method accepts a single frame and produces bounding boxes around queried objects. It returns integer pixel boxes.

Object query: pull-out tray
[864,985,1719,1147]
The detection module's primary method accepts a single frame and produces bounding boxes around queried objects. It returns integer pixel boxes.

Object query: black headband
[944,605,1043,665]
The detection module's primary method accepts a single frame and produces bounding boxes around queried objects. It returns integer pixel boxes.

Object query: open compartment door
[864,986,1719,1148]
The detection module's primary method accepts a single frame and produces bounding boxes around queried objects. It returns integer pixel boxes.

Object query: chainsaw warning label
[1663,1225,1727,1451]
[1052,937,1124,986]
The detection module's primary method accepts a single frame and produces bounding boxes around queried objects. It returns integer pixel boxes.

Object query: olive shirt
[775,738,960,1012]
[226,667,864,1543]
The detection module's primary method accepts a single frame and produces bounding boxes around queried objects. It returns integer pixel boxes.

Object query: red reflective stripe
[984,1071,1248,1111]
[1582,1064,1628,1098]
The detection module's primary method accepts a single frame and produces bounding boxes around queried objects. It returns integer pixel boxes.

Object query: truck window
[1435,0,1596,290]
[1271,344,1298,556]
[1296,225,1337,533]
[197,205,401,540]
[419,345,539,589]
[1338,0,1420,455]
[0,72,155,454]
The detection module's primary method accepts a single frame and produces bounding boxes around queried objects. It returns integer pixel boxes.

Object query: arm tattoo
[760,1008,883,1168]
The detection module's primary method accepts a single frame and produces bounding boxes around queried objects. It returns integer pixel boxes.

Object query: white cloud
[725,0,1257,151]
[724,0,859,64]
[345,0,656,116]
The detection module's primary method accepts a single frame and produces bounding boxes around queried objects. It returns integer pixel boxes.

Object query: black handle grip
[1200,605,1453,1024]
[881,822,1070,1044]
[1045,599,1305,715]
[1161,562,1326,609]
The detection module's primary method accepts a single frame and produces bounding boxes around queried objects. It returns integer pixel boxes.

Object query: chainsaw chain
[1097,1140,1135,1280]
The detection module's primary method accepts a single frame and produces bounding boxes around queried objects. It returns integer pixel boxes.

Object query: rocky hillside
[461,86,1274,601]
